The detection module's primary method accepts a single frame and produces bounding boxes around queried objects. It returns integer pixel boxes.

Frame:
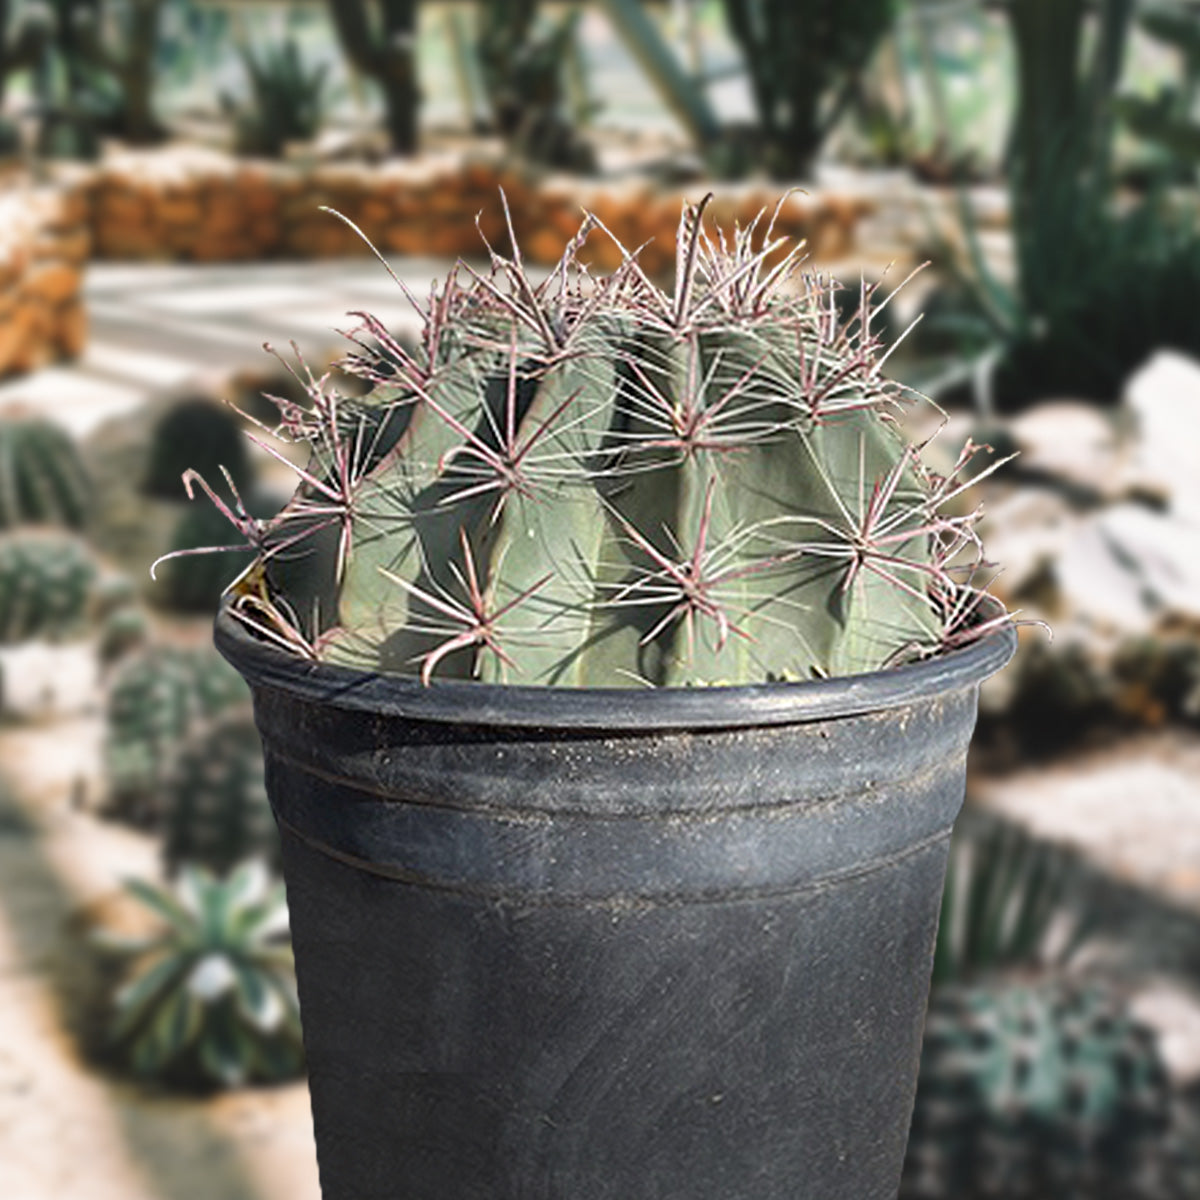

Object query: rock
[25,262,82,306]
[1055,503,1200,634]
[1123,350,1200,519]
[1008,400,1126,499]
[0,639,100,720]
[54,300,88,359]
[976,485,1082,608]
[2,301,53,375]
[156,197,203,228]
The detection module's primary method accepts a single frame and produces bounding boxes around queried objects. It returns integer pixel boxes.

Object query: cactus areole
[207,198,1017,1200]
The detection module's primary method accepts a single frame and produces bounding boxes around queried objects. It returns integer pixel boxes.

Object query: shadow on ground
[0,773,276,1200]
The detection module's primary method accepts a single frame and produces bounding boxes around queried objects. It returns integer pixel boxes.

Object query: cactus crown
[178,194,1010,687]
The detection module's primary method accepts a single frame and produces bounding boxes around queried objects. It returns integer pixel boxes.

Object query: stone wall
[0,184,90,378]
[84,147,870,272]
[0,147,874,379]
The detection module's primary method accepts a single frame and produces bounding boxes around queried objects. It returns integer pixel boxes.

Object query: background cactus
[901,811,1196,1198]
[142,395,253,502]
[200,197,1007,687]
[903,978,1184,1200]
[97,604,149,668]
[103,644,249,824]
[91,572,149,666]
[0,530,96,644]
[0,412,92,530]
[162,706,279,878]
[100,862,303,1089]
[156,487,282,614]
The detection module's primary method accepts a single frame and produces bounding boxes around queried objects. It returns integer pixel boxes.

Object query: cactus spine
[142,396,253,501]
[186,197,1007,686]
[157,488,281,614]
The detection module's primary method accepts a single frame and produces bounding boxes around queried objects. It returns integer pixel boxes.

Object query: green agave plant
[103,862,303,1089]
[223,36,330,159]
[160,195,1013,687]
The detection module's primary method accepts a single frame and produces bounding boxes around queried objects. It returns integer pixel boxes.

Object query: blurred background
[1,1,1200,1197]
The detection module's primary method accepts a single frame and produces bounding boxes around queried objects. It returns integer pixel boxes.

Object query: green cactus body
[0,531,95,643]
[201,198,1004,686]
[163,706,278,878]
[904,978,1182,1200]
[0,413,92,530]
[104,645,249,823]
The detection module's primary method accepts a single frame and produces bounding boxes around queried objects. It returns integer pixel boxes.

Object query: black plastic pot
[215,603,1015,1200]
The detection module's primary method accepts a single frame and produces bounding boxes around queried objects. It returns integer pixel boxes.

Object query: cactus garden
[0,3,1197,1198]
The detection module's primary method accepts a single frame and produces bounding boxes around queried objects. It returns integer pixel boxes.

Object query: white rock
[1130,980,1200,1086]
[1123,349,1200,519]
[1055,503,1200,634]
[1008,400,1125,498]
[0,640,100,720]
[979,486,1082,600]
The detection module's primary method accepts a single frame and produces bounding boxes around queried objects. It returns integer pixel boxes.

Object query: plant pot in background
[216,602,1015,1200]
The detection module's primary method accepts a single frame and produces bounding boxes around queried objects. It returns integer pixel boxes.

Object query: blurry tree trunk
[1005,0,1132,194]
[476,0,538,136]
[328,0,419,155]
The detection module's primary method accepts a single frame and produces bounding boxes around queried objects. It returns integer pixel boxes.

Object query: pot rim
[214,598,1017,731]
[213,600,1012,729]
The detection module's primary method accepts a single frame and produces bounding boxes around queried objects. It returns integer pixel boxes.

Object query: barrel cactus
[156,488,281,614]
[903,978,1186,1200]
[902,812,1195,1198]
[142,395,253,501]
[174,196,1009,686]
[103,644,249,824]
[0,530,96,644]
[0,412,92,530]
[98,605,150,667]
[163,706,279,878]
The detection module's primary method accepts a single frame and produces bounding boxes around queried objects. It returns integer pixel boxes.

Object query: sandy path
[0,716,321,1200]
